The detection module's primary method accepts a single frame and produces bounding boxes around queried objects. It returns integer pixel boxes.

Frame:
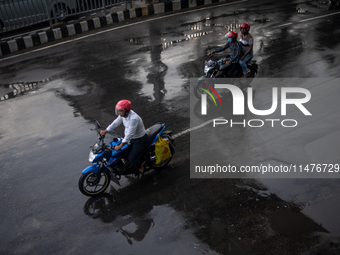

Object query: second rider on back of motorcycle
[239,22,254,78]
[208,22,254,78]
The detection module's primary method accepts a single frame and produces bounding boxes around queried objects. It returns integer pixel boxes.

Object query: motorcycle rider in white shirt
[100,100,148,179]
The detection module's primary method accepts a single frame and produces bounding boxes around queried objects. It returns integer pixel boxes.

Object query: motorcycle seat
[137,123,165,161]
[145,123,165,144]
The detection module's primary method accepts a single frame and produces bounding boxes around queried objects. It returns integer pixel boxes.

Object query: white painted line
[173,117,223,138]
[300,11,340,22]
[273,22,292,28]
[0,0,248,62]
[273,11,340,28]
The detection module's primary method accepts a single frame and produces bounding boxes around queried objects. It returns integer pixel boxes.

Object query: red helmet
[240,22,250,32]
[226,31,238,39]
[115,99,131,118]
[115,99,131,112]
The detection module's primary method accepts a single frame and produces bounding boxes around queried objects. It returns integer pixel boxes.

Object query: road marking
[173,117,223,138]
[300,11,340,22]
[273,22,292,28]
[0,0,248,62]
[274,10,340,28]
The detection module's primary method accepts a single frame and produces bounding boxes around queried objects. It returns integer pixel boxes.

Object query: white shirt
[106,110,146,143]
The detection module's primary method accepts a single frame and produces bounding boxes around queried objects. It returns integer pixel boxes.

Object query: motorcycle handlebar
[97,134,106,146]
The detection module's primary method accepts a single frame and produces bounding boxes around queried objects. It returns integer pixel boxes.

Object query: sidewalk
[0,0,233,57]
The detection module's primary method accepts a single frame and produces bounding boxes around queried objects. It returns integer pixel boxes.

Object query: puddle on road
[253,18,273,23]
[112,205,219,255]
[123,24,216,104]
[46,79,92,97]
[296,0,334,14]
[0,82,42,102]
[303,190,340,236]
[260,177,340,237]
[0,54,79,102]
[82,174,337,255]
[125,27,210,52]
[269,208,327,237]
[124,44,193,103]
[83,193,219,254]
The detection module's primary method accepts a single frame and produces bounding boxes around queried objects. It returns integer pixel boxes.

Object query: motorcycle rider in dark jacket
[208,31,242,77]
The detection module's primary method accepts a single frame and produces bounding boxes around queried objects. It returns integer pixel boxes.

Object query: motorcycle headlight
[204,65,210,74]
[92,143,103,154]
[89,143,104,162]
[89,151,97,163]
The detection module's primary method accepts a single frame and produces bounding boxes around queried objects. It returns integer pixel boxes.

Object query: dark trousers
[128,134,149,171]
[219,63,240,77]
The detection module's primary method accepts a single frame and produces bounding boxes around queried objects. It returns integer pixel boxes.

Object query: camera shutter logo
[197,82,222,115]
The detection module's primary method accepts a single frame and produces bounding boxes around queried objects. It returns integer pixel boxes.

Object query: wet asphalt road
[1,0,340,254]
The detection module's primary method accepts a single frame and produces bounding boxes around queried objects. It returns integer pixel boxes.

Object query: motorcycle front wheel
[78,172,110,196]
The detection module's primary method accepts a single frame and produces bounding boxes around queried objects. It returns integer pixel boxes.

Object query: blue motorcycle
[78,121,175,196]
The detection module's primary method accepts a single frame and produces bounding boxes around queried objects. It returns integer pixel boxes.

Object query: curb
[0,0,226,57]
[0,79,49,101]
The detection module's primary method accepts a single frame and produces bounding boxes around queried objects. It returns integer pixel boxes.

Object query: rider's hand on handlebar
[100,130,108,136]
[114,143,124,151]
[207,51,214,56]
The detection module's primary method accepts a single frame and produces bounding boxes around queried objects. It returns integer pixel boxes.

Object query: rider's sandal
[137,171,144,180]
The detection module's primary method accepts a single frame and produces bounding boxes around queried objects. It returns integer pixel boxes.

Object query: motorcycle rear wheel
[146,145,174,169]
[78,172,110,196]
[152,156,172,168]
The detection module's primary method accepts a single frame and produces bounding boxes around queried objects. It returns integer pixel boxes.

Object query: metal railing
[0,0,122,33]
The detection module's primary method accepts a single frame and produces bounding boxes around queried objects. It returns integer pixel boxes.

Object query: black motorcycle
[194,47,258,99]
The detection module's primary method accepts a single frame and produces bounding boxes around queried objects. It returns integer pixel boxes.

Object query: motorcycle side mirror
[95,120,102,129]
[208,45,211,51]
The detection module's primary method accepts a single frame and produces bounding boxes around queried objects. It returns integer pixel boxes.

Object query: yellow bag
[155,136,172,164]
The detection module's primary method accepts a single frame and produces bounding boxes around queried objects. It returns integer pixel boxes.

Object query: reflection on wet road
[1,0,340,254]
